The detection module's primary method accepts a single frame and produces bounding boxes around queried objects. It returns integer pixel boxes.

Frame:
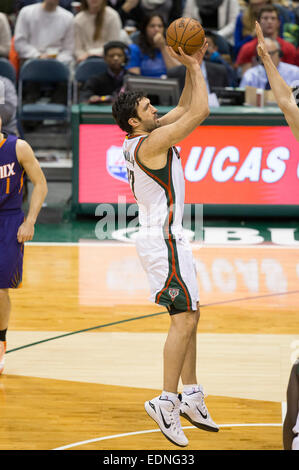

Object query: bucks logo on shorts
[168,288,180,302]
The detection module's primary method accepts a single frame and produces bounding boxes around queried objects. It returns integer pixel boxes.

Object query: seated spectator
[0,76,18,136]
[205,30,238,86]
[139,0,182,27]
[14,0,74,111]
[14,0,74,66]
[240,37,299,88]
[167,57,230,98]
[74,0,125,63]
[16,0,73,10]
[80,40,128,103]
[126,13,180,77]
[108,0,181,29]
[108,0,143,28]
[234,0,286,56]
[202,58,230,94]
[183,0,240,45]
[236,5,296,74]
[0,13,12,59]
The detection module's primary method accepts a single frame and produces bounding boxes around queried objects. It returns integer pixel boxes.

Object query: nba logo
[169,288,179,301]
[106,146,128,183]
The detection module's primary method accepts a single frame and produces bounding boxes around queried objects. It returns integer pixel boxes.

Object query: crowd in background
[2,0,299,133]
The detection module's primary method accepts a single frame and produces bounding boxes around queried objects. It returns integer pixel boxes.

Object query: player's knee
[184,310,199,332]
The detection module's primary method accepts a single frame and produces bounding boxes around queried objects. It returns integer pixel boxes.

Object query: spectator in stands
[108,0,143,28]
[236,5,296,74]
[14,0,74,66]
[16,0,73,10]
[0,76,18,136]
[205,30,238,86]
[202,57,230,91]
[183,0,240,45]
[108,0,181,29]
[79,40,128,102]
[139,0,182,26]
[126,13,229,103]
[240,37,299,88]
[234,0,287,55]
[74,0,126,63]
[126,13,180,77]
[0,13,11,59]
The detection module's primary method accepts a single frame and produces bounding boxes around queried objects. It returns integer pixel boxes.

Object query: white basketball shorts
[136,229,199,314]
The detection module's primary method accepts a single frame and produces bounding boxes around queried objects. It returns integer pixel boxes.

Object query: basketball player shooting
[112,42,219,447]
[256,21,299,142]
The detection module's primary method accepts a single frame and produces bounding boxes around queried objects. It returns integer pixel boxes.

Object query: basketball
[166,17,205,56]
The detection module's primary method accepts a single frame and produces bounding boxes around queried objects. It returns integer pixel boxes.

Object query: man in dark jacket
[80,41,128,104]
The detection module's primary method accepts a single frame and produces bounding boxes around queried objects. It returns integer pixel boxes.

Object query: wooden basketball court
[0,241,298,450]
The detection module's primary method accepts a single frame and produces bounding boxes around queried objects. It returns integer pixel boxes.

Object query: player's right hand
[167,46,200,69]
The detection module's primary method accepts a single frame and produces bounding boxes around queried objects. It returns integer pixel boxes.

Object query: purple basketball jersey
[0,134,25,288]
[0,133,24,213]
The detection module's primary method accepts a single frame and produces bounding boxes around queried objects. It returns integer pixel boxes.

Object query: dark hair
[112,91,144,134]
[104,41,128,57]
[138,13,166,59]
[81,0,106,41]
[257,5,279,21]
[204,30,218,47]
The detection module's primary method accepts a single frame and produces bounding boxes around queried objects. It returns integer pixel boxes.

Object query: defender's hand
[256,21,268,60]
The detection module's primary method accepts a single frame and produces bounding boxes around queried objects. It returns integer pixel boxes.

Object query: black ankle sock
[0,329,7,342]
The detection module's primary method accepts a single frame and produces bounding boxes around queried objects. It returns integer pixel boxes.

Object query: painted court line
[26,242,299,249]
[53,423,282,450]
[6,289,299,355]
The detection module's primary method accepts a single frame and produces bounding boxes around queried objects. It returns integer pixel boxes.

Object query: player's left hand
[17,220,35,243]
[193,38,209,65]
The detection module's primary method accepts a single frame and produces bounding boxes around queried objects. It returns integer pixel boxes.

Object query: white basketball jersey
[123,134,185,235]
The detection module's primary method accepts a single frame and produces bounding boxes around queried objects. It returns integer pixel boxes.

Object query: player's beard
[144,116,159,133]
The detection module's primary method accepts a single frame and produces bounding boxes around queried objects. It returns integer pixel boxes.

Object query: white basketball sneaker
[145,394,189,447]
[180,385,219,432]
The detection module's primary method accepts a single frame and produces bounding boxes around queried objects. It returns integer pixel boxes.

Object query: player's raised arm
[138,47,209,164]
[158,40,209,127]
[256,21,299,141]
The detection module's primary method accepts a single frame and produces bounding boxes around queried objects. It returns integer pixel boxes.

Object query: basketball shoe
[180,385,219,432]
[144,394,189,447]
[0,341,6,375]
